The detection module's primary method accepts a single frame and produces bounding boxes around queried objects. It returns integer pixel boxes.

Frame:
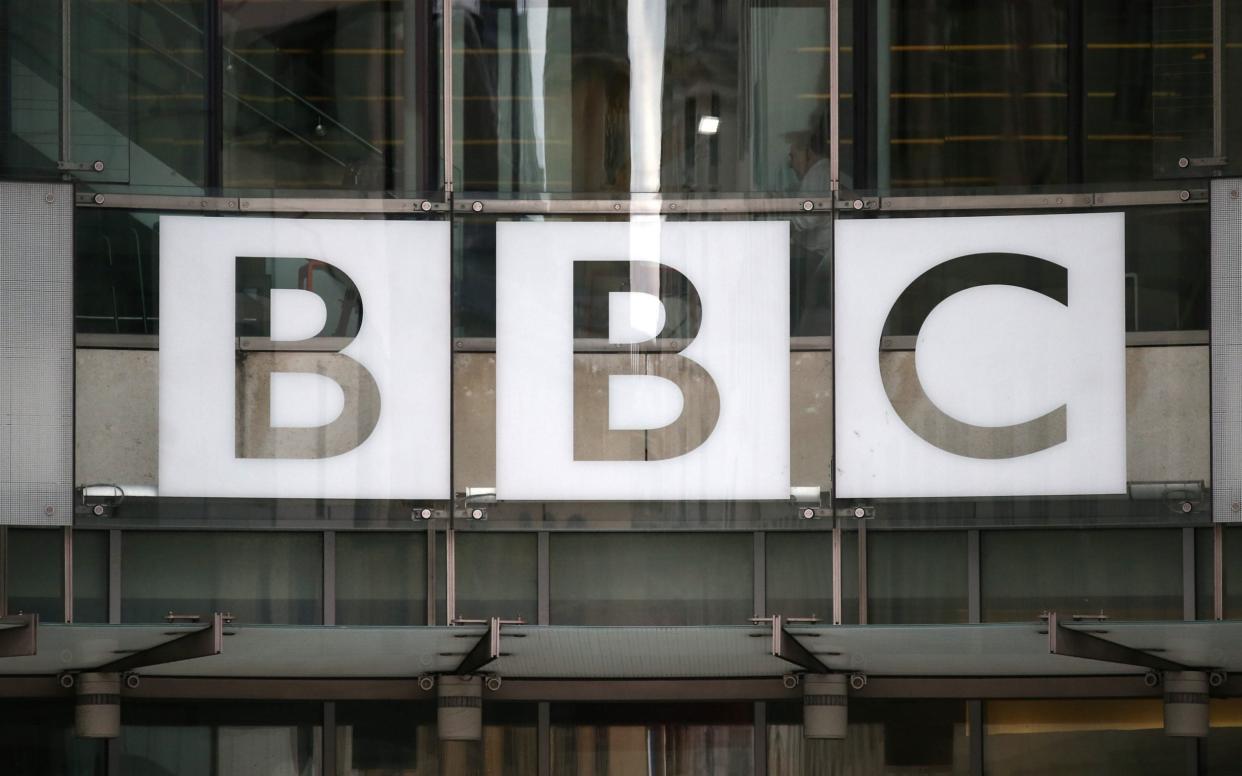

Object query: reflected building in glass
[3,1,1242,774]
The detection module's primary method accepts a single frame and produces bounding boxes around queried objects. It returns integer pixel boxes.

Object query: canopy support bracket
[96,613,224,673]
[0,613,38,658]
[1047,611,1189,671]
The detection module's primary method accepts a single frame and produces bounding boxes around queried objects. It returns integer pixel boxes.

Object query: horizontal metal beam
[454,197,833,216]
[1048,612,1189,672]
[95,613,224,673]
[74,192,448,214]
[0,614,38,658]
[5,674,1233,702]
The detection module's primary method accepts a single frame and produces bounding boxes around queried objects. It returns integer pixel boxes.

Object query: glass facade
[3,1,1242,774]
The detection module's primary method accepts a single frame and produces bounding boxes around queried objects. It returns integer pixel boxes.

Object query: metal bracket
[0,613,38,658]
[451,616,525,675]
[58,160,106,173]
[1046,612,1189,672]
[94,612,225,674]
[1178,156,1228,169]
[752,615,830,674]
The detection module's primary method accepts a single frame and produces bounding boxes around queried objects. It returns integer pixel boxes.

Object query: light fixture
[438,675,483,741]
[697,115,720,135]
[1164,671,1209,737]
[803,674,848,739]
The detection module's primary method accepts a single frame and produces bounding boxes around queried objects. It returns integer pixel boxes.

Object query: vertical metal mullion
[538,531,550,625]
[108,530,121,623]
[828,0,840,192]
[1187,738,1201,776]
[1212,0,1224,159]
[753,701,767,776]
[59,0,71,165]
[1183,527,1196,621]
[205,0,224,191]
[427,519,438,625]
[323,531,336,626]
[441,0,454,196]
[857,520,867,625]
[1215,523,1225,621]
[537,701,551,776]
[445,524,457,623]
[831,519,842,625]
[0,526,8,618]
[968,530,981,624]
[753,532,765,618]
[322,701,336,776]
[63,526,73,623]
[968,700,984,776]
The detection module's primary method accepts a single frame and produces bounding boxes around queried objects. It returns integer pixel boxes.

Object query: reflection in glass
[766,531,858,624]
[7,528,63,622]
[122,702,320,776]
[550,533,751,625]
[121,531,322,624]
[455,1,832,195]
[981,529,1182,622]
[73,529,109,623]
[336,532,426,626]
[868,530,968,624]
[221,0,438,194]
[457,532,538,622]
[0,701,105,776]
[1207,698,1242,774]
[767,699,969,775]
[552,703,752,776]
[984,700,1181,775]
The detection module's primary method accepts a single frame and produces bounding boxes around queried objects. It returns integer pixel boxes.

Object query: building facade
[2,0,1242,774]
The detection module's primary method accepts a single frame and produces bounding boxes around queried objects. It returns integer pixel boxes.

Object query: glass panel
[984,699,1182,775]
[868,530,968,624]
[982,529,1182,621]
[73,529,109,623]
[221,1,438,195]
[335,701,537,776]
[851,0,1219,191]
[457,532,538,622]
[73,0,209,189]
[1196,526,1214,620]
[121,702,320,776]
[765,530,858,624]
[1,0,63,178]
[7,528,62,621]
[335,531,426,626]
[121,531,322,624]
[551,703,752,776]
[0,701,105,775]
[550,533,751,625]
[1207,698,1242,775]
[767,699,969,775]
[454,1,833,196]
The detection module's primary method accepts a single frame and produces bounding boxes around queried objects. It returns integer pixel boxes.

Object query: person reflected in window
[786,126,832,334]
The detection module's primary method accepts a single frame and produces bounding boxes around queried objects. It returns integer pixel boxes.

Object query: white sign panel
[834,212,1126,498]
[496,221,790,500]
[160,216,450,500]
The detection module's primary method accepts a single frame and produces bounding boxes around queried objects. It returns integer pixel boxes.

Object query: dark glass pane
[73,209,159,335]
[457,532,537,622]
[121,531,322,624]
[121,702,321,776]
[454,1,833,196]
[1206,699,1242,774]
[868,530,968,624]
[335,531,426,625]
[1,0,63,178]
[0,701,105,776]
[221,1,438,194]
[550,533,751,625]
[552,703,752,776]
[765,530,858,624]
[984,699,1182,775]
[767,699,969,775]
[73,529,109,623]
[982,529,1182,621]
[7,527,62,621]
[1196,526,1214,620]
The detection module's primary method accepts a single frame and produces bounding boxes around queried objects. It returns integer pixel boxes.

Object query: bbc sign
[159,213,1125,501]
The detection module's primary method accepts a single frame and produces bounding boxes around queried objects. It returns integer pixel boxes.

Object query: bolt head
[1180,501,1193,514]
[419,508,432,519]
[92,504,105,516]
[1178,157,1190,168]
[801,507,815,519]
[801,200,814,212]
[93,193,105,205]
[1179,190,1191,201]
[852,199,864,210]
[471,201,483,212]
[44,193,55,204]
[471,508,484,520]
[853,507,866,519]
[420,200,432,211]
[92,160,105,172]
[44,505,55,516]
